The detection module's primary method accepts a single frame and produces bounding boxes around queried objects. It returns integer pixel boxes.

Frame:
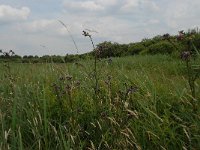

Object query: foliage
[96,41,128,58]
[193,34,200,50]
[1,30,200,149]
[128,42,147,55]
[179,33,200,102]
[147,41,175,54]
[1,28,200,62]
[0,55,199,149]
[64,54,79,63]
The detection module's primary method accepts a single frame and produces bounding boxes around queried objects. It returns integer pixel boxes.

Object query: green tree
[128,43,146,55]
[148,41,175,54]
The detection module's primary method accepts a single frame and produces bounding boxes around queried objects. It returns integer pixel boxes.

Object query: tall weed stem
[83,31,98,96]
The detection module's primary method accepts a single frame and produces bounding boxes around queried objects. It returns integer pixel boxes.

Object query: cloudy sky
[0,0,199,56]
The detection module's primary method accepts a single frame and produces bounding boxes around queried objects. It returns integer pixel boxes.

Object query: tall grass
[0,55,200,149]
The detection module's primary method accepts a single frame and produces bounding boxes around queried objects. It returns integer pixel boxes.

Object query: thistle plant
[179,32,200,100]
[163,31,200,100]
[82,30,98,95]
[52,75,80,113]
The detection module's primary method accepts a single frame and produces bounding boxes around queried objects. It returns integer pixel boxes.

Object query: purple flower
[177,30,185,41]
[181,51,190,61]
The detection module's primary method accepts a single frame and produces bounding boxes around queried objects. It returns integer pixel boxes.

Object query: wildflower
[75,80,81,86]
[66,75,72,81]
[100,111,107,118]
[126,86,138,95]
[65,84,71,91]
[181,51,190,61]
[177,30,185,41]
[59,76,65,81]
[82,30,91,37]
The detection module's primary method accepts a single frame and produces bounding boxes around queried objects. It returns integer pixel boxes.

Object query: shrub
[96,41,116,58]
[142,38,155,47]
[193,34,200,50]
[148,41,175,54]
[64,54,79,63]
[128,43,147,55]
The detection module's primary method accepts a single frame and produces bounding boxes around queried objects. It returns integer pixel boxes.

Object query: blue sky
[0,0,199,56]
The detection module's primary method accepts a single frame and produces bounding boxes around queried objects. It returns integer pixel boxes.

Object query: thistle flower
[65,84,71,91]
[82,30,98,95]
[59,76,65,81]
[75,80,81,86]
[181,51,190,61]
[126,86,138,95]
[82,30,91,37]
[66,75,73,81]
[177,30,185,41]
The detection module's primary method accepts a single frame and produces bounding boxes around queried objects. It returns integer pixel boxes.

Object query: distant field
[0,55,200,149]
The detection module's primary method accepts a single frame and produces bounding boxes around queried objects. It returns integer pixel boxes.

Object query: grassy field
[0,55,200,149]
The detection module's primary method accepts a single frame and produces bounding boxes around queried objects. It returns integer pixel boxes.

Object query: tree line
[1,28,200,63]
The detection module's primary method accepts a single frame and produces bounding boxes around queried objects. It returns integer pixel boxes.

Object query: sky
[0,0,200,56]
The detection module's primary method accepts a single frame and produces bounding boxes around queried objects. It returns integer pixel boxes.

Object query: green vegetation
[0,55,200,149]
[1,29,200,63]
[0,29,200,149]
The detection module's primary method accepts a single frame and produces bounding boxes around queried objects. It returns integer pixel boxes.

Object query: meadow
[0,54,199,149]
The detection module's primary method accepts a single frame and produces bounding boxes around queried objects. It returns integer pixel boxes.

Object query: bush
[64,54,79,63]
[142,38,155,47]
[193,34,200,50]
[128,43,147,55]
[148,41,175,54]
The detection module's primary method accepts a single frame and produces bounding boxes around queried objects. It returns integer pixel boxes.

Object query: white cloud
[121,0,159,13]
[63,0,119,12]
[0,0,200,56]
[121,0,139,11]
[15,19,83,38]
[162,0,200,29]
[97,0,117,6]
[63,1,104,11]
[18,19,57,33]
[145,1,159,12]
[148,19,160,25]
[0,5,30,23]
